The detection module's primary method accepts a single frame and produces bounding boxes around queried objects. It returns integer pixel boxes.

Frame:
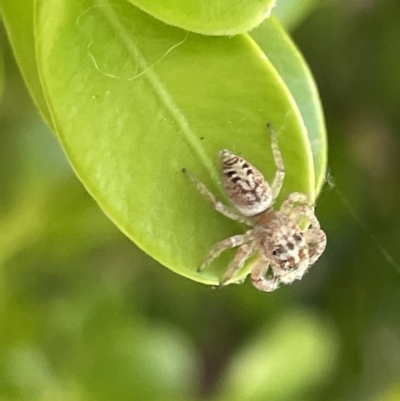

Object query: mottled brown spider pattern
[183,124,326,292]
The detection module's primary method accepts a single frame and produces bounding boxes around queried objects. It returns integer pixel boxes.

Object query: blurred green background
[1,0,400,400]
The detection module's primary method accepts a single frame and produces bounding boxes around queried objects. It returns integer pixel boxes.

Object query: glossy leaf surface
[250,16,327,193]
[273,0,318,30]
[126,0,275,36]
[34,0,314,284]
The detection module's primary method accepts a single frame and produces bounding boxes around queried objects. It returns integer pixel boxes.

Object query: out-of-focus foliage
[217,310,338,401]
[1,1,400,401]
[0,42,3,99]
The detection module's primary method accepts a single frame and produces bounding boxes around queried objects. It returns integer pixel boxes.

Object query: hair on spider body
[183,124,326,292]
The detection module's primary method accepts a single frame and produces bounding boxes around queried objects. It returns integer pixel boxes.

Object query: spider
[183,123,326,292]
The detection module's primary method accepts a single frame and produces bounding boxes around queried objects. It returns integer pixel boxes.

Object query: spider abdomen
[220,150,273,216]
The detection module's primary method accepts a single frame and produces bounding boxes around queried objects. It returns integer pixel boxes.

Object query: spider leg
[288,204,321,230]
[278,259,310,284]
[267,123,285,201]
[280,192,311,214]
[198,232,252,272]
[220,243,257,286]
[250,258,280,292]
[280,193,321,229]
[305,228,327,265]
[183,168,254,226]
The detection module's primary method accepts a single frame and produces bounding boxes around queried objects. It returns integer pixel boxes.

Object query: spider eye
[272,246,284,256]
[294,233,303,242]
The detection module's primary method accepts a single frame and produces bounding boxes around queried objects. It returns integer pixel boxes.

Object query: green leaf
[273,0,319,30]
[218,310,338,401]
[250,16,327,193]
[126,0,276,36]
[34,0,314,285]
[1,0,54,129]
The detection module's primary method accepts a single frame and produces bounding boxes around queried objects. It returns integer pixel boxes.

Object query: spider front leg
[280,192,312,214]
[278,258,310,283]
[305,228,327,265]
[280,192,320,228]
[220,243,256,286]
[182,168,254,226]
[250,259,281,292]
[267,123,286,200]
[198,231,253,272]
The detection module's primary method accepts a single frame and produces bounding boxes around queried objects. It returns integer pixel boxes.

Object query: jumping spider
[183,123,326,292]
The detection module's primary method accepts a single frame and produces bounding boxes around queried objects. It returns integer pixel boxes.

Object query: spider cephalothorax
[183,124,326,292]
